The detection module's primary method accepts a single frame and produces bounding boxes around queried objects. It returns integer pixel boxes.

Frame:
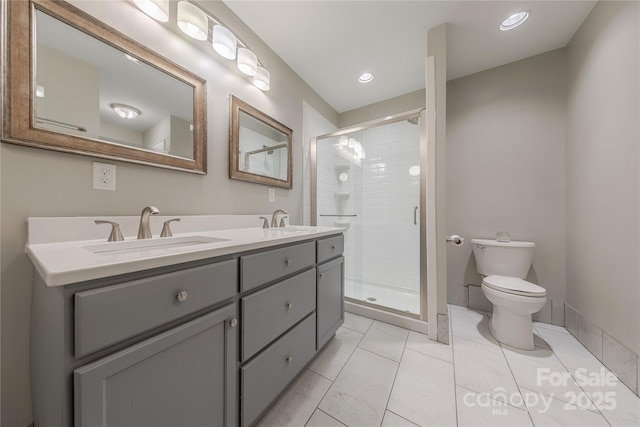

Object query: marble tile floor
[258,306,640,427]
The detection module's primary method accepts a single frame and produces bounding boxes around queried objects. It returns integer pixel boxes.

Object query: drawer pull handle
[286,302,293,309]
[285,258,292,266]
[176,291,188,302]
[286,356,293,364]
[229,319,238,328]
[319,274,324,279]
[331,245,336,250]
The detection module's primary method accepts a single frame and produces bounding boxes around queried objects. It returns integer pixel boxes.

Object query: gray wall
[446,49,567,313]
[0,1,337,425]
[566,0,639,355]
[338,89,425,128]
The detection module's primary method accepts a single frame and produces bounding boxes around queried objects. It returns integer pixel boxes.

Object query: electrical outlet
[268,188,275,202]
[92,162,116,191]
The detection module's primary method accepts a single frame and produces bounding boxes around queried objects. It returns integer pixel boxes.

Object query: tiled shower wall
[316,120,420,294]
[316,136,361,282]
[359,121,420,291]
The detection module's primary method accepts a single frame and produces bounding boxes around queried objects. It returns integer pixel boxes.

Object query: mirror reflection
[238,110,288,181]
[230,96,293,188]
[35,10,195,159]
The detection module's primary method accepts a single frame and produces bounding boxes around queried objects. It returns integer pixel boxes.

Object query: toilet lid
[482,275,546,297]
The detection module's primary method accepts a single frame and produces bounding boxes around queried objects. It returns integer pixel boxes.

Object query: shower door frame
[310,109,428,323]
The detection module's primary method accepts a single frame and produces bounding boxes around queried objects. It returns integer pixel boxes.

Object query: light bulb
[237,48,257,76]
[133,0,169,22]
[253,67,270,91]
[212,25,237,60]
[177,1,208,41]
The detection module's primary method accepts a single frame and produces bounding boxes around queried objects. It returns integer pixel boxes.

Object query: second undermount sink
[83,236,230,255]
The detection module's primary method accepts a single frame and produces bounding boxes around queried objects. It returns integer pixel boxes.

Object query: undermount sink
[83,236,230,255]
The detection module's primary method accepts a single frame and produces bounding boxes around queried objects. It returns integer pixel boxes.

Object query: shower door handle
[413,206,418,225]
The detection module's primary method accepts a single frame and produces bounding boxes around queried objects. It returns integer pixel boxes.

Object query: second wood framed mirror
[230,96,293,188]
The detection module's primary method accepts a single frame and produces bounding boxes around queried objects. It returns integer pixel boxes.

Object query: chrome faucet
[137,206,159,239]
[270,209,288,228]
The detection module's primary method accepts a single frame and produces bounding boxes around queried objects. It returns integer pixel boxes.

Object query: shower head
[407,117,419,125]
[263,145,274,155]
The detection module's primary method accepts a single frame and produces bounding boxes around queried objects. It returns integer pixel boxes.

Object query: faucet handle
[279,216,288,228]
[160,218,181,237]
[95,220,124,242]
[259,216,269,229]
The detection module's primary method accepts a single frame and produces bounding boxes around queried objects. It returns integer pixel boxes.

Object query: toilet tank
[470,239,535,279]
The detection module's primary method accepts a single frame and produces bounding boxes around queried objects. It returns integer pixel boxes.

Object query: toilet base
[490,306,534,350]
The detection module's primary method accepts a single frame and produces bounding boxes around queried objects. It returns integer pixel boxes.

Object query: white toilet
[471,238,546,350]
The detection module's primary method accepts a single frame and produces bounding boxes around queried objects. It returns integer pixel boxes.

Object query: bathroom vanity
[27,224,344,427]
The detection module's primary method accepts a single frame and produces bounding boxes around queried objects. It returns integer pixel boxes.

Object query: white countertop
[27,226,343,287]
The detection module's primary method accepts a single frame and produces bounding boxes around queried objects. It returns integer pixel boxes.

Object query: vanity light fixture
[500,10,530,31]
[133,0,169,23]
[133,0,271,91]
[111,103,141,120]
[177,1,208,41]
[253,66,271,91]
[212,25,237,59]
[237,48,258,76]
[358,72,374,83]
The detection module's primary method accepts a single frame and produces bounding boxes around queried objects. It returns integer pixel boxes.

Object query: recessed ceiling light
[358,72,374,83]
[111,103,141,120]
[500,11,530,31]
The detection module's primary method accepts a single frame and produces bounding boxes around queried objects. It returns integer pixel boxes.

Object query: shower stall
[312,111,425,321]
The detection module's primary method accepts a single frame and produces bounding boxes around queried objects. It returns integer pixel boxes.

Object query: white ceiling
[223,1,597,113]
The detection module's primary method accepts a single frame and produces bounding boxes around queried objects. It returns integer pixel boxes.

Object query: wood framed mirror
[230,96,293,189]
[3,0,207,173]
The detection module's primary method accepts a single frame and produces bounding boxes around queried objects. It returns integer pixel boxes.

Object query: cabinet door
[317,256,345,349]
[74,304,238,427]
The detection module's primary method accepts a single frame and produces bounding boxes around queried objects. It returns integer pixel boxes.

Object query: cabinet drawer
[241,314,316,427]
[240,241,315,292]
[317,234,344,264]
[75,259,237,358]
[241,269,316,361]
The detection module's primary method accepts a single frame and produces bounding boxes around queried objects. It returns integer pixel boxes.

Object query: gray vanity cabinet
[317,255,345,349]
[31,232,345,427]
[74,304,238,427]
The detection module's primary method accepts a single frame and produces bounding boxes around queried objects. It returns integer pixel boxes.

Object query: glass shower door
[315,116,421,316]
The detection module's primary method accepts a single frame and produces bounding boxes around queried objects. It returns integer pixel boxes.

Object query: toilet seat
[482,275,546,297]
